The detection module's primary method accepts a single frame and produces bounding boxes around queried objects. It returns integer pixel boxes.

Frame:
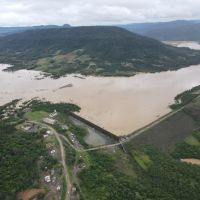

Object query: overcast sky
[0,0,200,26]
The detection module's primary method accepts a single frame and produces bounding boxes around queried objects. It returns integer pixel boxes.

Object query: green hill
[0,26,200,77]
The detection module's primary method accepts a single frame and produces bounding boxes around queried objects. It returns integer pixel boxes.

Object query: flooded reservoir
[164,41,200,50]
[1,42,200,136]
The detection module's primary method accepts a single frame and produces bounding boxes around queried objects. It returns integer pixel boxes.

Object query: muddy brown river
[1,41,200,136]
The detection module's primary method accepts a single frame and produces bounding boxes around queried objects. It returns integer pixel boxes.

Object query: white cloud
[0,0,200,26]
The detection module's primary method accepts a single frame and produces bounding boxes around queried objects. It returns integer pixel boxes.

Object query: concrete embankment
[67,111,119,141]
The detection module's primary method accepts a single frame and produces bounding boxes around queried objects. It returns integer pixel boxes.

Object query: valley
[2,1,200,200]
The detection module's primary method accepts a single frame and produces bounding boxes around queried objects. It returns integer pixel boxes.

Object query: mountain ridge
[120,20,200,41]
[0,26,200,77]
[0,24,71,36]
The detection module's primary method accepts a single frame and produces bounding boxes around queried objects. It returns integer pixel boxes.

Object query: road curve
[53,129,71,200]
[30,121,71,200]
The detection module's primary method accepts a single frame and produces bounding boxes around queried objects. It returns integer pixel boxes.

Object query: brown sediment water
[1,41,200,136]
[163,41,200,50]
[181,159,200,166]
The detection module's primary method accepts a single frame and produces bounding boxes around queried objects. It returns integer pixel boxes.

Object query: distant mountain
[120,20,200,41]
[0,26,200,77]
[0,24,71,36]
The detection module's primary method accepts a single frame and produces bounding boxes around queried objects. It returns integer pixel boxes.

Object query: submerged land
[1,23,200,200]
[2,85,200,200]
[1,56,200,135]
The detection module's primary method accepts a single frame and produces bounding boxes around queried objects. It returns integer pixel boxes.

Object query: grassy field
[35,50,94,77]
[185,135,200,146]
[24,111,49,121]
[112,149,136,177]
[132,151,152,171]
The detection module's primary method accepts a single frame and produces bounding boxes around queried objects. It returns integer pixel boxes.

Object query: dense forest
[2,86,200,199]
[0,100,80,200]
[78,86,200,200]
[0,26,200,77]
[78,139,200,200]
[3,118,200,200]
[0,122,46,200]
[29,100,80,113]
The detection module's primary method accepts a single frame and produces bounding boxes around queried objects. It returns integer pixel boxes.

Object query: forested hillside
[0,26,200,77]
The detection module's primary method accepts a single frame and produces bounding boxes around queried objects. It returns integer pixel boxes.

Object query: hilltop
[0,24,71,37]
[0,26,200,77]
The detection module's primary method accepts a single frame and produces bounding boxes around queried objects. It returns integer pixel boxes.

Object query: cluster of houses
[0,105,17,120]
[43,130,53,138]
[21,122,40,133]
[69,132,82,150]
[43,110,58,125]
[1,103,33,120]
[43,132,61,193]
[46,142,57,156]
[44,169,61,192]
[22,107,32,113]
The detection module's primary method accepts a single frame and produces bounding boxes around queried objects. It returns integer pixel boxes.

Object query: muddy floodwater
[1,41,200,136]
[164,41,200,50]
[1,64,200,136]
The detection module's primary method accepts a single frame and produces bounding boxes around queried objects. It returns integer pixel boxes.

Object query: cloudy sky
[0,0,200,26]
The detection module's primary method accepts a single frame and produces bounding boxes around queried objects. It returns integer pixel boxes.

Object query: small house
[44,175,51,183]
[43,118,56,125]
[49,110,58,118]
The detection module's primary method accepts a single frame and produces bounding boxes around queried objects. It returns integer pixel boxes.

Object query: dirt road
[31,121,71,200]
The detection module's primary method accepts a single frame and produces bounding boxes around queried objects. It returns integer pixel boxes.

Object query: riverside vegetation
[2,85,200,199]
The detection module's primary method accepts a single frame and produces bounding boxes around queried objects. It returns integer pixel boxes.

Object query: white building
[46,130,53,135]
[49,110,58,118]
[44,175,51,183]
[57,186,61,191]
[43,134,49,138]
[43,118,56,125]
[50,150,56,154]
